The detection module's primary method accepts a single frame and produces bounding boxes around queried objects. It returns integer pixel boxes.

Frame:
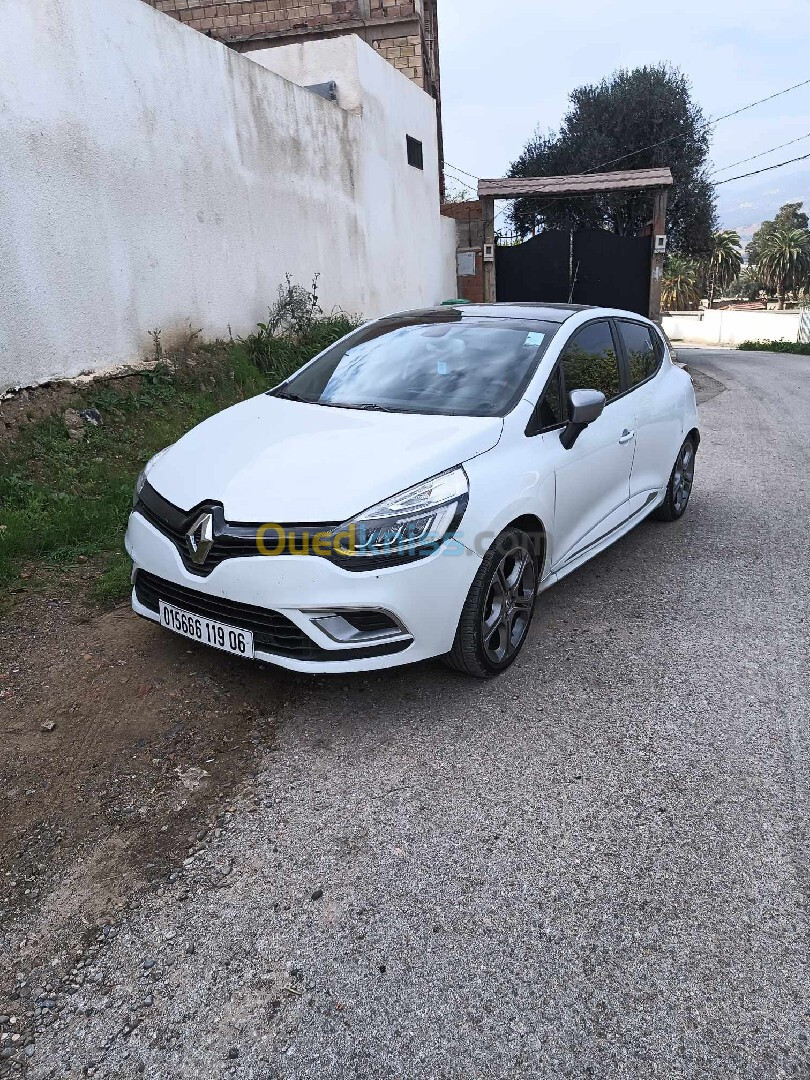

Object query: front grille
[135,480,463,575]
[135,482,340,577]
[134,572,410,663]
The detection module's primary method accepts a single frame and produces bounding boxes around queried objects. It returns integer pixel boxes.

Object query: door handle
[618,429,635,445]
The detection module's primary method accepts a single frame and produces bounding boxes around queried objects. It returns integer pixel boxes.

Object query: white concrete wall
[246,37,457,319]
[663,309,802,347]
[0,1,456,391]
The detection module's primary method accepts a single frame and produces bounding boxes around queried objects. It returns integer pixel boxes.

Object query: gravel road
[2,349,808,1079]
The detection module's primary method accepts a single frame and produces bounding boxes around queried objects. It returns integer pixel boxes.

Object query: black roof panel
[377,303,592,325]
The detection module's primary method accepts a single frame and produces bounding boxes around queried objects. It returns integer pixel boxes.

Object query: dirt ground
[0,568,295,952]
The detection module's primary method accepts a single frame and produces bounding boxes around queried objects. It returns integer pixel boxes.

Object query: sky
[438,0,810,241]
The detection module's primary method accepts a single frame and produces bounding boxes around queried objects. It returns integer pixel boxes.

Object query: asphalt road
[16,349,810,1079]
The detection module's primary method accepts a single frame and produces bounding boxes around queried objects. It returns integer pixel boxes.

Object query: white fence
[663,309,802,347]
[0,0,456,391]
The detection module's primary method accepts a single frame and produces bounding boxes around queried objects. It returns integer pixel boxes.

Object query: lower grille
[134,572,410,663]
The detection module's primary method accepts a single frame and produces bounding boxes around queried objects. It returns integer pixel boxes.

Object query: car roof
[377,303,594,325]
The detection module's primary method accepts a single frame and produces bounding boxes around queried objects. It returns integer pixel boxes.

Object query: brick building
[441,200,485,304]
[142,1,442,149]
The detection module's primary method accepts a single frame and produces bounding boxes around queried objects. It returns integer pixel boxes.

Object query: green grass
[738,339,810,354]
[0,316,357,606]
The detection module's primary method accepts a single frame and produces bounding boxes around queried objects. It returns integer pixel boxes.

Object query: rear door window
[617,321,661,388]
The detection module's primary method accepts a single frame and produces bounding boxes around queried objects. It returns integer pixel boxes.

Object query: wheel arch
[504,514,548,577]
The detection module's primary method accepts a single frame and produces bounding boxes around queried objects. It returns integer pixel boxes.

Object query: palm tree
[705,230,743,308]
[735,265,767,303]
[757,227,810,308]
[662,255,701,311]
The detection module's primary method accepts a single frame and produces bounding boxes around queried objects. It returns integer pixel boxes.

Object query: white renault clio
[126,304,699,678]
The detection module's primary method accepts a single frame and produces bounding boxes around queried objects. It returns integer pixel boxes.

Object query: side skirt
[540,489,664,590]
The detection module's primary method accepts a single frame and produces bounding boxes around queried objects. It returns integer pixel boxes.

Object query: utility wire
[444,167,477,192]
[714,150,810,185]
[582,76,810,175]
[712,132,810,174]
[448,77,810,192]
[447,77,810,227]
[444,161,481,181]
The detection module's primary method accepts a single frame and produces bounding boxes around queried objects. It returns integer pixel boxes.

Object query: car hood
[147,394,503,522]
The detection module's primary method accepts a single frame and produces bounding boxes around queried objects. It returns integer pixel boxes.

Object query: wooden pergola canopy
[476,167,674,320]
[477,168,674,200]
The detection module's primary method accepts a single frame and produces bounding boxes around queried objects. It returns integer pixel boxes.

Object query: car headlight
[132,448,171,508]
[330,467,469,565]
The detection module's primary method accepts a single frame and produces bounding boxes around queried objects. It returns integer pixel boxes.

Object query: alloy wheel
[672,441,695,515]
[481,542,537,665]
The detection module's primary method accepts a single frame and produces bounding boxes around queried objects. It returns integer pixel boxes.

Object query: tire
[443,528,539,679]
[654,435,697,522]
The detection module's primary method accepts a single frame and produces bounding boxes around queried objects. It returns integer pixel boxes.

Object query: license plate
[159,601,254,658]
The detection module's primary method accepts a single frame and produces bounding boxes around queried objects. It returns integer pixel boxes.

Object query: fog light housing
[308,609,410,644]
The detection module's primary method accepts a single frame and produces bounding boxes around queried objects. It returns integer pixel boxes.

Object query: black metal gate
[495,228,651,315]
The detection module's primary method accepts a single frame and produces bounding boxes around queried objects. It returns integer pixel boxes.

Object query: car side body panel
[628,351,698,501]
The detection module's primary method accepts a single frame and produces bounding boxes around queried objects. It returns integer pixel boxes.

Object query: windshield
[272,316,559,417]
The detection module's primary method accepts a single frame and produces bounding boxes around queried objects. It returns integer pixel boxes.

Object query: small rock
[227,1047,239,1060]
[40,720,57,733]
[62,409,84,441]
[79,408,103,427]
[310,888,324,901]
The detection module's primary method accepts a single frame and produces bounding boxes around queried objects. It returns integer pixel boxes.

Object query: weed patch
[1,296,358,605]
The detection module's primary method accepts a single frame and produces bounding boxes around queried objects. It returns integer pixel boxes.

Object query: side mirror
[560,389,606,450]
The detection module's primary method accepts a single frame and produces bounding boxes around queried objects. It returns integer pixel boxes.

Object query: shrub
[737,340,810,354]
[240,275,360,383]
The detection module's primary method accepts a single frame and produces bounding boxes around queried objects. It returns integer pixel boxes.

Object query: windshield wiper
[273,393,402,413]
[273,390,312,403]
[323,401,400,413]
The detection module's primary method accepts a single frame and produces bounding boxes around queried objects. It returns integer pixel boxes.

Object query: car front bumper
[125,511,481,673]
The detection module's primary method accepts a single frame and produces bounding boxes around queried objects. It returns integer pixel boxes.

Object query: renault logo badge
[186,511,214,565]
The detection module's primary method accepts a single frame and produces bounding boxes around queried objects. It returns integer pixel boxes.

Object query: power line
[449,78,810,190]
[444,168,477,192]
[583,77,810,175]
[712,132,810,174]
[714,150,810,186]
[444,161,480,181]
[447,76,810,229]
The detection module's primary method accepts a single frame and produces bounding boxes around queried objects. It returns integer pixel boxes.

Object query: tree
[507,64,716,256]
[747,203,809,267]
[662,255,701,311]
[733,266,768,303]
[757,227,810,308]
[704,230,743,308]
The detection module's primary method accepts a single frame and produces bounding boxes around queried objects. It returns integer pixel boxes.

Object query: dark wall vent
[406,135,424,170]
